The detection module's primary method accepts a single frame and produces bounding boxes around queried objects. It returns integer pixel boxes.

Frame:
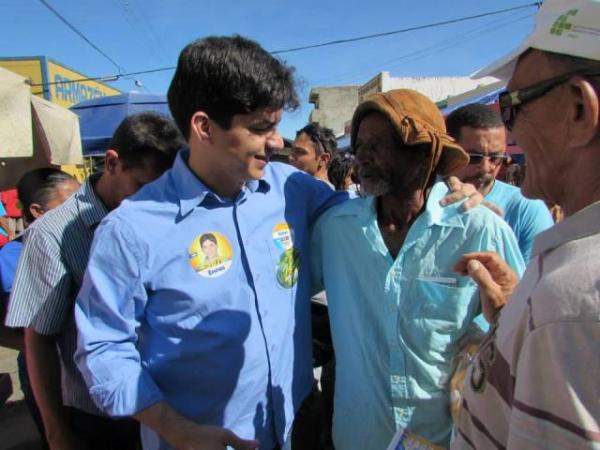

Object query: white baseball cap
[473,0,600,80]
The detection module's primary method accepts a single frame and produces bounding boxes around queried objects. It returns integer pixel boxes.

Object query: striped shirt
[6,174,107,415]
[452,201,600,449]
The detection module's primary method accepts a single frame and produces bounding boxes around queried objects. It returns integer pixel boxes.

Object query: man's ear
[318,152,331,169]
[104,149,120,174]
[29,203,44,219]
[190,112,211,142]
[567,78,600,148]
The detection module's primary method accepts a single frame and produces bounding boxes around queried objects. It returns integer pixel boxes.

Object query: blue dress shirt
[0,239,22,294]
[311,181,525,449]
[74,150,346,450]
[0,202,7,237]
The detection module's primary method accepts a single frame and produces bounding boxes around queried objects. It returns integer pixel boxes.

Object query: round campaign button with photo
[188,231,233,278]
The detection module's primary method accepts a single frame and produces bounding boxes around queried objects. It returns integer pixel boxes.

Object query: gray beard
[361,178,392,197]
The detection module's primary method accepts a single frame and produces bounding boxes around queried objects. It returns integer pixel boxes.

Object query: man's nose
[481,156,494,171]
[267,130,283,150]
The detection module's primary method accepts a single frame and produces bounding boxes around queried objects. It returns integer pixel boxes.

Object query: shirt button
[391,375,401,383]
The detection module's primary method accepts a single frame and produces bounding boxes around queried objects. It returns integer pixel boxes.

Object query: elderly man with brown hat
[451,1,600,448]
[310,89,525,449]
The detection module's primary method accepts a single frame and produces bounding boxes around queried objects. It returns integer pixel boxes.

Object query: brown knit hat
[351,89,469,179]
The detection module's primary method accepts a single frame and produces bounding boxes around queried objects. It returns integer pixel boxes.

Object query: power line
[318,9,532,85]
[270,2,541,54]
[29,2,541,89]
[38,0,126,73]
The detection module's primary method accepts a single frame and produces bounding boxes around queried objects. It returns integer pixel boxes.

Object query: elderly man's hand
[439,176,504,216]
[453,252,519,323]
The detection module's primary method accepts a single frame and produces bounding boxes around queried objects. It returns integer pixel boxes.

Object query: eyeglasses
[499,69,600,131]
[467,152,508,165]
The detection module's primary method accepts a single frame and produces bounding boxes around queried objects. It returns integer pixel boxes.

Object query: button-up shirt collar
[532,200,600,257]
[172,148,270,217]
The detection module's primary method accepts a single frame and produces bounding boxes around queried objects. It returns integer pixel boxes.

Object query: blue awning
[70,93,171,156]
[439,86,505,115]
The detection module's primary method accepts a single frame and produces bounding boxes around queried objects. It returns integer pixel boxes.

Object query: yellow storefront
[0,56,120,182]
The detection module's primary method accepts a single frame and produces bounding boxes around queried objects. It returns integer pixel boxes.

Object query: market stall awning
[0,66,82,164]
[71,93,171,156]
[439,85,505,116]
[0,66,34,157]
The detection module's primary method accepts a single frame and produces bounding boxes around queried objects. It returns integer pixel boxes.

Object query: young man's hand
[169,423,260,450]
[440,176,503,216]
[135,401,259,450]
[453,251,519,323]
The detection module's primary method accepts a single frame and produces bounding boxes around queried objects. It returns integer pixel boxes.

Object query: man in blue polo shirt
[74,36,346,450]
[446,103,553,261]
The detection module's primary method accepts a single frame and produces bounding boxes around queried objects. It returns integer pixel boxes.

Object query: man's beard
[361,177,392,197]
[465,173,495,193]
[359,169,393,196]
[359,166,428,197]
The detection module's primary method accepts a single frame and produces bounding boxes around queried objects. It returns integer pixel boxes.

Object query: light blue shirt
[74,150,346,450]
[486,180,553,262]
[311,181,525,449]
[0,239,22,294]
[0,202,7,237]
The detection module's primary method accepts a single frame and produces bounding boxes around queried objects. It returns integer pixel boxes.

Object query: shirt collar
[420,179,465,229]
[76,173,109,229]
[333,179,465,229]
[172,148,270,217]
[532,200,600,257]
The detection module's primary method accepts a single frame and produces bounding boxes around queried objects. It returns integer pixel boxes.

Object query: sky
[1,0,539,138]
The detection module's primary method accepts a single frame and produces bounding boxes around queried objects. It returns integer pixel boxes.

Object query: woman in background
[0,168,79,446]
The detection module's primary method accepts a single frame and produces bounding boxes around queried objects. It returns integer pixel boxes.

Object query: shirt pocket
[415,279,477,327]
[409,279,478,355]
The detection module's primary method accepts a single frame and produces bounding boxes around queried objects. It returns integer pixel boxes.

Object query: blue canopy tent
[438,86,505,116]
[70,93,171,156]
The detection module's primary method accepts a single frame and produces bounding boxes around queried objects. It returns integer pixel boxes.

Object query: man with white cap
[452,1,600,448]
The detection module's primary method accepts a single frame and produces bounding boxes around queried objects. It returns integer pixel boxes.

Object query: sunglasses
[467,152,508,165]
[499,69,600,131]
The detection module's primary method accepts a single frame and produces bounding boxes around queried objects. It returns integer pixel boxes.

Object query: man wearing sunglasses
[452,0,600,448]
[447,104,554,262]
[290,123,338,188]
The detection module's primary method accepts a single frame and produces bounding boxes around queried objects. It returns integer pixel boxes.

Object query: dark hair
[296,123,337,159]
[328,153,355,191]
[446,103,504,140]
[108,112,184,173]
[200,233,218,246]
[167,35,299,138]
[17,168,76,223]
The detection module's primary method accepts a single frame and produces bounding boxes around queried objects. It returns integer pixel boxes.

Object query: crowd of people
[0,0,598,449]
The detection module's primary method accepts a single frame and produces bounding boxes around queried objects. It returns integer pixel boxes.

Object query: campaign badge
[276,248,300,289]
[272,223,299,288]
[272,222,294,251]
[188,232,233,278]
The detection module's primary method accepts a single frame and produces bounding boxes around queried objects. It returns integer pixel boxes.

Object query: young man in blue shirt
[74,36,346,450]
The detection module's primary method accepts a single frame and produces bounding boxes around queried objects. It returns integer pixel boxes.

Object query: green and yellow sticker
[272,223,299,288]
